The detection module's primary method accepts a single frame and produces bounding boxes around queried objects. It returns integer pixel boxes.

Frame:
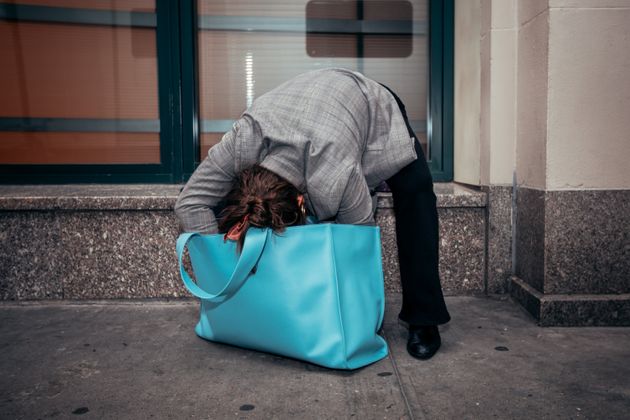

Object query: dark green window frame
[0,0,453,184]
[427,0,454,181]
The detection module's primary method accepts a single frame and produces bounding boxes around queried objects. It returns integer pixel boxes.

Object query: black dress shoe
[407,325,441,360]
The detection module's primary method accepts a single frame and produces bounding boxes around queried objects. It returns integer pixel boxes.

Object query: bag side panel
[331,225,388,369]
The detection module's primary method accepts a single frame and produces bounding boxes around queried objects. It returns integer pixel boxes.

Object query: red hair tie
[224,214,249,242]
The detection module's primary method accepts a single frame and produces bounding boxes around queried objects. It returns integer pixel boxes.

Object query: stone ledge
[0,182,486,211]
[377,183,486,208]
[509,276,630,326]
[0,185,182,211]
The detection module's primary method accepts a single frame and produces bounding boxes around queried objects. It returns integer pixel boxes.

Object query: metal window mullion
[179,0,200,175]
[0,3,156,27]
[197,15,427,35]
[155,0,183,181]
[440,0,454,182]
[0,118,160,133]
[427,0,454,182]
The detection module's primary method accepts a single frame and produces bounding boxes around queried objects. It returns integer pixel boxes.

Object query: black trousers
[382,86,451,326]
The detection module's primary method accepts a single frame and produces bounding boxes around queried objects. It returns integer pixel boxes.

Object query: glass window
[0,0,452,183]
[196,0,430,159]
[0,1,158,165]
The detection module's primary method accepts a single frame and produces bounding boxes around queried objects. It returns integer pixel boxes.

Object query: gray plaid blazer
[175,68,417,234]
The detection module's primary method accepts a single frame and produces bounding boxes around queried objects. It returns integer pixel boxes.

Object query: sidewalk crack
[383,329,421,420]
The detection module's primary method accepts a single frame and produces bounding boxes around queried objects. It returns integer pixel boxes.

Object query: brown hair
[218,165,306,251]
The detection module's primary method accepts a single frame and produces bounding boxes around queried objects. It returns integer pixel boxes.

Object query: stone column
[510,0,630,326]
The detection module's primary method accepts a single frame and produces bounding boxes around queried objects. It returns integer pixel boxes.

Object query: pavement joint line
[383,328,420,420]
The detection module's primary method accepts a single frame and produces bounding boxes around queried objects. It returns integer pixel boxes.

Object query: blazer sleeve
[335,164,375,226]
[174,129,238,234]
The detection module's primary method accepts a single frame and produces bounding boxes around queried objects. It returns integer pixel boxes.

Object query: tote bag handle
[176,228,270,302]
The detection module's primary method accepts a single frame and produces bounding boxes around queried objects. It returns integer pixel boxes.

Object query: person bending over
[175,68,450,360]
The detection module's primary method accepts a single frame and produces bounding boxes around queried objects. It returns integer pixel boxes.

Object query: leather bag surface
[176,224,388,370]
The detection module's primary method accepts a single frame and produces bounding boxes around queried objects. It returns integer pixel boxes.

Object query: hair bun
[217,165,307,251]
[245,197,269,227]
[246,196,263,207]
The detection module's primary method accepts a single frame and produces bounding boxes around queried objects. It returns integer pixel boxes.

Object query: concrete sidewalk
[1,295,629,419]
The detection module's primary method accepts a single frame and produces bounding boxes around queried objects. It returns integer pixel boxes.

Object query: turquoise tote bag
[176,224,388,370]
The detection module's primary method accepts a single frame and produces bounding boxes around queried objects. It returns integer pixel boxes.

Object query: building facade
[1,0,628,326]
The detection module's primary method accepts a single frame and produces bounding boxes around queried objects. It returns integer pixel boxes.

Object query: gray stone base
[0,210,187,300]
[515,187,630,295]
[510,276,630,326]
[1,183,488,300]
[376,183,487,295]
[482,185,513,294]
